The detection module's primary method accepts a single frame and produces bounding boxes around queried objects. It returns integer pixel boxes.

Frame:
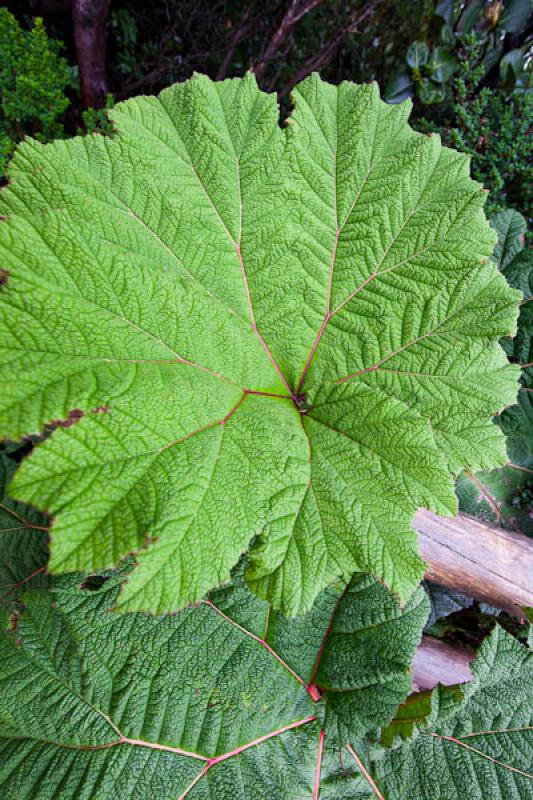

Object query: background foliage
[0,8,74,174]
[3,2,531,214]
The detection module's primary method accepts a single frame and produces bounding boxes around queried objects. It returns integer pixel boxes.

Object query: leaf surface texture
[0,74,519,613]
[0,568,427,798]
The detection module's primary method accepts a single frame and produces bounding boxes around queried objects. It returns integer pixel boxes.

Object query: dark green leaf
[499,0,533,33]
[383,69,414,103]
[0,451,48,606]
[500,371,533,469]
[500,49,526,84]
[502,250,533,300]
[435,0,454,26]
[406,41,430,69]
[424,580,473,628]
[456,463,533,536]
[491,209,527,270]
[429,47,459,83]
[0,567,428,798]
[380,684,463,747]
[369,627,533,799]
[460,0,484,32]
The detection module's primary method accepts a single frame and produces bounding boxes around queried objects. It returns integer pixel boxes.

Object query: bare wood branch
[413,635,473,692]
[279,0,383,96]
[217,1,260,80]
[72,0,111,108]
[415,510,533,617]
[252,0,325,83]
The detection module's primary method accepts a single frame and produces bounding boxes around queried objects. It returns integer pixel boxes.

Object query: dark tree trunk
[72,0,111,108]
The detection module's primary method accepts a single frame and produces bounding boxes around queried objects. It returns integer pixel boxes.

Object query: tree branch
[216,1,260,80]
[279,0,383,96]
[72,0,111,108]
[289,20,346,82]
[252,0,325,83]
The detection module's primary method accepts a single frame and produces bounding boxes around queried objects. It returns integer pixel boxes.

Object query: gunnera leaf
[0,449,49,606]
[0,567,428,799]
[357,626,533,799]
[0,73,520,615]
[457,210,533,535]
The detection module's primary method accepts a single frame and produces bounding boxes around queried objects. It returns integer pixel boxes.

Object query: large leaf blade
[1,573,531,799]
[369,627,533,799]
[0,74,519,614]
[0,567,427,798]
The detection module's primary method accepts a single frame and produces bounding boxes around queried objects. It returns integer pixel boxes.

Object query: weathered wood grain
[413,635,473,692]
[415,510,533,617]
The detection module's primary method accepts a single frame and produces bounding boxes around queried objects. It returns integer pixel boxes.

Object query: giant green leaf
[311,628,532,798]
[0,73,519,615]
[0,449,49,605]
[359,626,533,799]
[0,567,428,799]
[1,574,531,798]
[457,210,533,535]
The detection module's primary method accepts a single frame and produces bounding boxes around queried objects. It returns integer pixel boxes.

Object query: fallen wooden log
[412,635,473,692]
[415,509,533,618]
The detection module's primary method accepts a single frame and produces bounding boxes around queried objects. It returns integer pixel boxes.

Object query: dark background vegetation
[1,0,532,643]
[1,0,532,222]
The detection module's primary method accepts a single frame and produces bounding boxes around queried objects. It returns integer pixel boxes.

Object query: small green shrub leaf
[430,47,459,83]
[406,41,430,69]
[383,69,414,103]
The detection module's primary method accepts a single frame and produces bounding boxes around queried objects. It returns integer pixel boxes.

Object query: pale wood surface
[414,510,533,617]
[412,635,473,692]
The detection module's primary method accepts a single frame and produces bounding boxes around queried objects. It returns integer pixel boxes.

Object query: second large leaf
[0,73,519,615]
